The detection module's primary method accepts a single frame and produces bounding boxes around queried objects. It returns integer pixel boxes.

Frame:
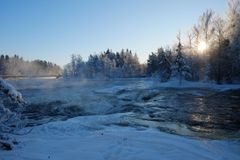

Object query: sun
[198,41,207,52]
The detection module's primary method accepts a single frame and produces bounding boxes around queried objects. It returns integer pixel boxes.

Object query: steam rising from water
[10,79,240,140]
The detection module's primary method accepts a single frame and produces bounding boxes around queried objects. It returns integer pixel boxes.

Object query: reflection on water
[191,114,212,123]
[14,79,240,140]
[190,97,213,132]
[117,88,240,139]
[195,97,205,112]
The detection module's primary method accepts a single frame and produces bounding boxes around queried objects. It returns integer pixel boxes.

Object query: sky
[0,0,227,67]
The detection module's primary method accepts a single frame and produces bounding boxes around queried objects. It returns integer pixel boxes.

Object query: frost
[0,78,23,104]
[0,78,25,150]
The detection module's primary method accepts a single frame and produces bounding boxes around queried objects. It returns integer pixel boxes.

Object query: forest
[63,0,240,84]
[0,54,61,77]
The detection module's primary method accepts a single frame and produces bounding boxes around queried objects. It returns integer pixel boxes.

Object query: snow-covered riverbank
[1,113,240,160]
[8,78,240,91]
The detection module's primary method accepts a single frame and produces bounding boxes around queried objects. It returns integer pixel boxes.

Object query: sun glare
[198,41,207,53]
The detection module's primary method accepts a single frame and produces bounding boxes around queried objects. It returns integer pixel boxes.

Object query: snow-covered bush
[0,79,23,103]
[0,78,25,150]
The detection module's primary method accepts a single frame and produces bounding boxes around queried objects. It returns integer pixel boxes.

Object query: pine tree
[157,48,172,82]
[172,34,191,84]
[147,53,158,76]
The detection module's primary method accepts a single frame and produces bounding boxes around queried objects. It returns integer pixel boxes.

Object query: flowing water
[11,79,240,140]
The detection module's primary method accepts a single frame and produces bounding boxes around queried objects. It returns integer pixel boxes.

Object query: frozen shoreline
[1,114,240,160]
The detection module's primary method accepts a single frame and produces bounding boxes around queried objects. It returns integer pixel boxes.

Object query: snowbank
[151,78,240,91]
[0,114,239,160]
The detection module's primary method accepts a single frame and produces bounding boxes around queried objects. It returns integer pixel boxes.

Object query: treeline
[147,41,192,84]
[65,0,240,83]
[0,54,62,77]
[148,0,240,84]
[64,49,146,78]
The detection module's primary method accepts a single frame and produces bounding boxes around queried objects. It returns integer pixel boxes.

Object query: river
[10,78,240,140]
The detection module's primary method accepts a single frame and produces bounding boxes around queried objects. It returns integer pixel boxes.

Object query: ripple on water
[20,80,240,140]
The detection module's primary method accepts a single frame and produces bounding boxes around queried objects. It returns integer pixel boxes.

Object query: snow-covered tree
[147,52,159,76]
[208,16,231,83]
[64,55,86,78]
[209,39,232,83]
[75,55,86,78]
[226,0,240,81]
[172,34,191,84]
[158,48,172,82]
[64,49,145,79]
[86,54,99,78]
[102,55,116,78]
[198,9,215,52]
[0,55,61,77]
[70,55,85,77]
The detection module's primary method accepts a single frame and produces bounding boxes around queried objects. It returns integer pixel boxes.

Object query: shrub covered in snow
[0,79,23,104]
[0,78,25,150]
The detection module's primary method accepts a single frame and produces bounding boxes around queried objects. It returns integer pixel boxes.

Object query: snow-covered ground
[1,113,240,160]
[0,78,240,160]
[154,78,240,91]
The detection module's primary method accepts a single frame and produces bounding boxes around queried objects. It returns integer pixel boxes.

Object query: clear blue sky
[0,0,227,67]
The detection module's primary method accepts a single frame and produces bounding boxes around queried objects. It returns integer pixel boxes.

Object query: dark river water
[10,79,240,140]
